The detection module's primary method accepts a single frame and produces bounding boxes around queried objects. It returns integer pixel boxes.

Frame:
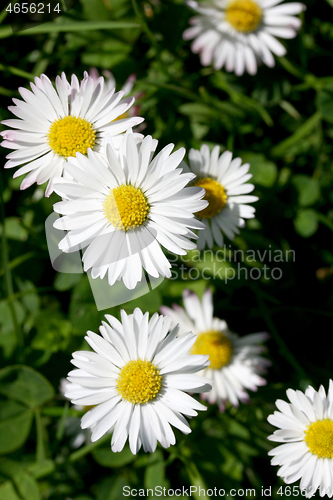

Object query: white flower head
[185,144,258,250]
[183,0,305,75]
[0,72,144,196]
[65,308,212,454]
[268,381,333,498]
[161,288,270,411]
[53,131,208,290]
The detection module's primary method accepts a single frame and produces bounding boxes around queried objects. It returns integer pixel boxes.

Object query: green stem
[41,406,82,418]
[271,305,333,318]
[69,433,111,463]
[0,3,9,25]
[4,287,54,304]
[32,31,59,76]
[271,112,321,157]
[0,251,37,278]
[56,402,69,441]
[144,79,199,100]
[316,212,333,233]
[255,290,309,383]
[0,85,14,96]
[0,62,34,80]
[35,409,47,463]
[278,56,304,80]
[0,172,23,348]
[131,0,158,51]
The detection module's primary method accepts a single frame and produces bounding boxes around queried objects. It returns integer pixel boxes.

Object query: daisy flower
[160,288,270,411]
[65,308,211,454]
[185,144,258,250]
[268,381,333,498]
[183,0,305,76]
[53,131,208,290]
[0,72,144,196]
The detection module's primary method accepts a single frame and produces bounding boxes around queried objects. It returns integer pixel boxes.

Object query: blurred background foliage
[1,0,333,498]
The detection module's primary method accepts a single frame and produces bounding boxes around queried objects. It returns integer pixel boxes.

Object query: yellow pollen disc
[193,177,228,219]
[48,116,96,158]
[103,184,150,231]
[116,360,162,404]
[191,330,233,370]
[225,0,263,33]
[304,419,333,458]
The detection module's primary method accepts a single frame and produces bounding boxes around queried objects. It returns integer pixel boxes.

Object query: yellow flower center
[191,330,233,370]
[304,419,333,459]
[116,360,162,404]
[193,177,228,219]
[225,0,263,33]
[103,184,150,231]
[48,116,96,158]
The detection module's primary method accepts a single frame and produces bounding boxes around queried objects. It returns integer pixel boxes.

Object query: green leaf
[178,102,220,121]
[0,21,140,39]
[292,175,320,207]
[12,473,40,500]
[0,366,55,407]
[82,39,132,69]
[144,450,168,489]
[28,459,55,480]
[271,112,322,157]
[0,481,21,500]
[0,402,33,454]
[164,278,208,299]
[0,217,28,241]
[242,153,278,187]
[17,280,40,313]
[92,445,135,468]
[31,312,72,353]
[96,476,128,500]
[53,272,82,291]
[122,287,162,314]
[184,462,207,500]
[293,209,318,237]
[0,301,23,357]
[0,457,24,478]
[316,90,333,123]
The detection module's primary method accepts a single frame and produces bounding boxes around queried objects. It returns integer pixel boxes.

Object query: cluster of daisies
[64,290,270,454]
[1,0,330,490]
[1,70,268,450]
[1,70,259,289]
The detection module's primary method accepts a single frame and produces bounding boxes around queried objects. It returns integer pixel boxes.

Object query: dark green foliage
[1,0,333,498]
